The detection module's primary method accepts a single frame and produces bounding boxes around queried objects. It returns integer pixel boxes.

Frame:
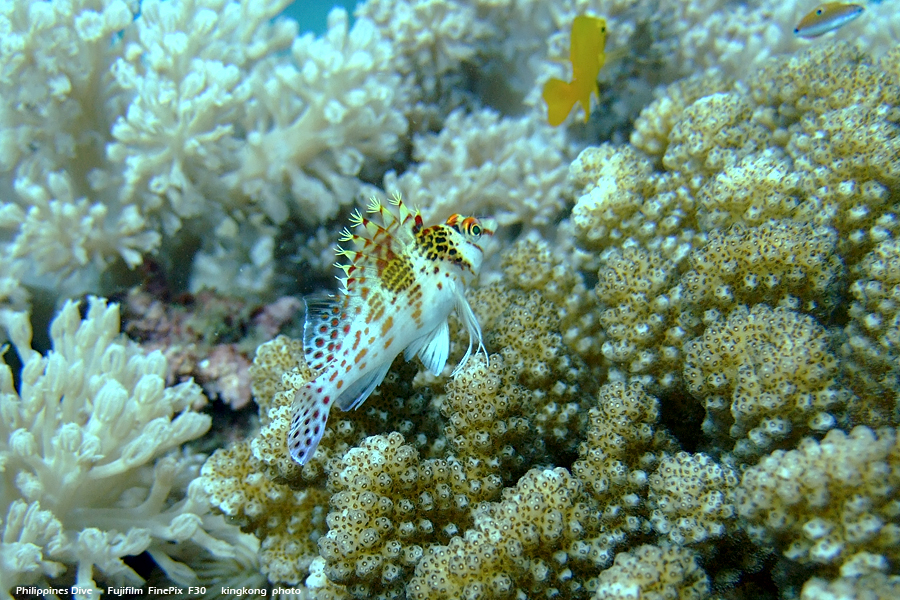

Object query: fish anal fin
[411,320,450,376]
[336,359,393,411]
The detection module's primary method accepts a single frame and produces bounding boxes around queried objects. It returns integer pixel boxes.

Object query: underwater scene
[2,0,899,599]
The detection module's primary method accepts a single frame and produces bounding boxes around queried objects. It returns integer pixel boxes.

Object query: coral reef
[842,238,900,425]
[121,288,301,409]
[228,7,409,225]
[0,298,233,596]
[592,544,709,600]
[737,427,900,570]
[0,0,414,301]
[684,304,849,460]
[647,452,739,547]
[680,220,842,318]
[4,0,900,598]
[385,108,570,231]
[407,466,603,600]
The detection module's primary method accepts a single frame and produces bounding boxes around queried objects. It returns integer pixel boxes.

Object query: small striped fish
[288,194,496,465]
[793,3,864,38]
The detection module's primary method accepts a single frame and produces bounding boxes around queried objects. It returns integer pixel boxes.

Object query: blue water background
[284,1,360,34]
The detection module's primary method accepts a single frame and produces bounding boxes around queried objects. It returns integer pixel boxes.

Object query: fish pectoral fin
[403,330,429,362]
[412,320,450,376]
[579,81,599,123]
[542,78,578,126]
[452,292,486,376]
[336,359,393,411]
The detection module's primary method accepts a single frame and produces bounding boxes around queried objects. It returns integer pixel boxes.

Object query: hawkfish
[288,194,496,465]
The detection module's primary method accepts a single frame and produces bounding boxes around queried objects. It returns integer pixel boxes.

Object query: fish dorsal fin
[404,320,450,376]
[302,294,353,373]
[336,358,393,411]
[334,193,423,296]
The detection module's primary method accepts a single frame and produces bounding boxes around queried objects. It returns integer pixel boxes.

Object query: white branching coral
[229,7,410,225]
[357,0,495,99]
[0,298,224,597]
[0,0,154,282]
[385,108,569,231]
[0,0,415,301]
[108,0,297,230]
[0,0,299,299]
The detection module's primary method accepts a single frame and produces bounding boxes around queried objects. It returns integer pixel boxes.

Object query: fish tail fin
[288,383,331,465]
[542,78,579,126]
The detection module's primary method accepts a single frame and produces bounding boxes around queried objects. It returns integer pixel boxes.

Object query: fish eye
[460,216,482,238]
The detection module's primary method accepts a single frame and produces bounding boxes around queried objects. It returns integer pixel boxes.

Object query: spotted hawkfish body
[288,194,496,465]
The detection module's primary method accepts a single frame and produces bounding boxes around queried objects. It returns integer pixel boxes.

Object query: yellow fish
[542,15,607,126]
[288,194,496,465]
[793,3,864,38]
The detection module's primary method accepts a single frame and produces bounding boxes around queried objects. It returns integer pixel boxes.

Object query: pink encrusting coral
[4,0,900,598]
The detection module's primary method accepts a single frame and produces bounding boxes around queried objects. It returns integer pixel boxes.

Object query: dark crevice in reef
[123,551,156,582]
[656,386,705,454]
[706,534,780,600]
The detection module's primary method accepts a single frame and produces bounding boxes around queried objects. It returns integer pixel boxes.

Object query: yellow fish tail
[543,78,580,127]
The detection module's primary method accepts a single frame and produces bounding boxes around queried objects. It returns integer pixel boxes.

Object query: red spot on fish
[354,349,368,363]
